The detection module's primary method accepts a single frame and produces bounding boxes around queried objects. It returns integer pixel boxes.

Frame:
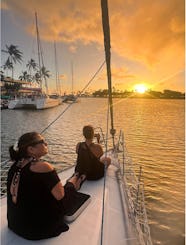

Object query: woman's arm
[51,182,65,200]
[76,142,81,153]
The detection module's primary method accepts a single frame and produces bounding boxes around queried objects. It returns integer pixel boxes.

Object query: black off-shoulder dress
[7,161,75,240]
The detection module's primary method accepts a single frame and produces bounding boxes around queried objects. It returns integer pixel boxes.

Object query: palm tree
[26,59,37,79]
[40,66,50,94]
[40,66,50,79]
[19,71,31,81]
[0,69,4,81]
[1,44,23,79]
[2,59,13,76]
[34,72,41,84]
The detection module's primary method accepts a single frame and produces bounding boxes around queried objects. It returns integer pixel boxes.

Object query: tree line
[92,89,185,99]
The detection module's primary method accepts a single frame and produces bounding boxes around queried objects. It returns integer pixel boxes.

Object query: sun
[133,84,148,94]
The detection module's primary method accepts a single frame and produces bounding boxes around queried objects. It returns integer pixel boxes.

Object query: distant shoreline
[90,89,185,100]
[81,96,185,100]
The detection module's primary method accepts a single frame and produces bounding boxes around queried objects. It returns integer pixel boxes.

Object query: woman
[75,125,111,180]
[7,132,85,240]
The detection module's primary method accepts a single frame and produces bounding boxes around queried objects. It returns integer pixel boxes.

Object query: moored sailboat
[62,62,80,103]
[8,13,61,110]
[8,94,61,110]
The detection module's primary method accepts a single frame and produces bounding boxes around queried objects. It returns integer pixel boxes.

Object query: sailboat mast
[35,12,42,89]
[54,41,61,95]
[35,12,49,94]
[101,0,116,146]
[71,61,74,94]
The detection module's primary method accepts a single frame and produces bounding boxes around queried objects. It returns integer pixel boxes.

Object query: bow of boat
[1,151,140,245]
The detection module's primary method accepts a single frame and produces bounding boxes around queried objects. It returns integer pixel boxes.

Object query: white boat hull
[8,97,61,110]
[36,97,61,109]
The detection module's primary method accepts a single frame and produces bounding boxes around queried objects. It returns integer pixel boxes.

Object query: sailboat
[62,62,79,103]
[8,13,61,110]
[49,41,63,103]
[1,1,153,244]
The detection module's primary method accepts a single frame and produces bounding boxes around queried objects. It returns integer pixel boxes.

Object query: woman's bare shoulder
[76,142,81,148]
[92,143,103,150]
[90,143,103,157]
[76,142,84,152]
[30,161,54,173]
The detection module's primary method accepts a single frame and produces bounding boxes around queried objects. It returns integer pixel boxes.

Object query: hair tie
[13,141,19,152]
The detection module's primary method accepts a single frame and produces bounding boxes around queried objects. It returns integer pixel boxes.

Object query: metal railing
[1,160,13,197]
[115,130,153,245]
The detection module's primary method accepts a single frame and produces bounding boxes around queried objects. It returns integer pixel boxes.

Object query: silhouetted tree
[26,59,37,79]
[2,45,23,79]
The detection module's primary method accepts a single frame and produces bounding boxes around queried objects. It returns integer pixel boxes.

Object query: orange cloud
[5,0,184,64]
[3,0,185,91]
[109,0,184,65]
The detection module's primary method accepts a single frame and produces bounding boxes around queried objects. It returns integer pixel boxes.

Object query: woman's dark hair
[83,125,94,139]
[9,132,40,161]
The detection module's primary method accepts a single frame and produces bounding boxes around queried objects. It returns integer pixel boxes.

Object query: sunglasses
[30,139,47,146]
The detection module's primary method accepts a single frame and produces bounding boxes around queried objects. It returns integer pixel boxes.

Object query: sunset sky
[1,0,185,94]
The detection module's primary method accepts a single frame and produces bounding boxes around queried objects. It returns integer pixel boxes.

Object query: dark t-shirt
[7,162,69,240]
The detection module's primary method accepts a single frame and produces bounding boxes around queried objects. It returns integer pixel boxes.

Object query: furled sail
[100,0,116,147]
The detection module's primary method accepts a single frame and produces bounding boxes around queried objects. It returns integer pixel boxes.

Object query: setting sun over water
[133,84,149,93]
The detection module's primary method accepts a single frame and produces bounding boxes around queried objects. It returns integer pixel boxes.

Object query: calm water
[1,98,185,245]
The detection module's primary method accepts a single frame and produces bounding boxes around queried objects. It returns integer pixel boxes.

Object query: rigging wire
[40,60,105,134]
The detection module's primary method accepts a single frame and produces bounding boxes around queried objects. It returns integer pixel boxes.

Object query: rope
[40,60,105,134]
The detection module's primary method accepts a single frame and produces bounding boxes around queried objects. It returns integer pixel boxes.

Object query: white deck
[1,161,139,245]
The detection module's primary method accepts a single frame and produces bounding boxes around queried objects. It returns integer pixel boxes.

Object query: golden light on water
[133,84,149,94]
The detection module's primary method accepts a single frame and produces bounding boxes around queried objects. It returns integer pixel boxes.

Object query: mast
[54,41,61,95]
[35,12,42,89]
[71,61,74,94]
[35,12,49,94]
[100,0,116,147]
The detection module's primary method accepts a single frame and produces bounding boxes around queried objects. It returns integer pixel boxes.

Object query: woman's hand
[94,133,100,143]
[100,156,111,167]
